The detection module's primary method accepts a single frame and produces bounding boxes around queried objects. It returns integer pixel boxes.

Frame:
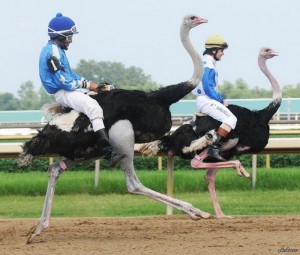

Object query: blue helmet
[48,13,79,38]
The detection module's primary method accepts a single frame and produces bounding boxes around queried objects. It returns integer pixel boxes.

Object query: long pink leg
[191,150,250,218]
[191,150,251,178]
[205,168,234,218]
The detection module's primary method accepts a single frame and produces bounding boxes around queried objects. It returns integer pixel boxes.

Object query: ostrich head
[182,14,208,30]
[260,47,279,59]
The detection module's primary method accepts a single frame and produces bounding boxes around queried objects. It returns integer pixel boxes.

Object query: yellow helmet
[205,34,228,49]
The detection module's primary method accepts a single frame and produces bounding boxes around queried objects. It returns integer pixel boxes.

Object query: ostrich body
[19,15,209,244]
[138,47,281,218]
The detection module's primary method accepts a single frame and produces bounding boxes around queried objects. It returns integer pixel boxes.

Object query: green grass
[1,168,300,196]
[0,168,300,218]
[0,190,299,218]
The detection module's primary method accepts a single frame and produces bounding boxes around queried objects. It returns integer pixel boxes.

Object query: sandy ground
[0,215,299,255]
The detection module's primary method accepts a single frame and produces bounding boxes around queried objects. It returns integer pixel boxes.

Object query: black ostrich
[19,14,209,243]
[138,47,281,218]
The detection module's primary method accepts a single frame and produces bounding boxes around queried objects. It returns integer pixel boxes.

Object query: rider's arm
[202,67,224,103]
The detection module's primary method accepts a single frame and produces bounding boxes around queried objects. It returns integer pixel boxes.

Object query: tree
[74,60,159,91]
[9,61,300,112]
[17,81,39,110]
[183,78,276,100]
[0,92,19,110]
[38,86,55,108]
[219,79,272,99]
[283,83,300,97]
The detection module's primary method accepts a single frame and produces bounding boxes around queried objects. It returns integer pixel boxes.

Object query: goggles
[205,42,228,49]
[48,25,78,42]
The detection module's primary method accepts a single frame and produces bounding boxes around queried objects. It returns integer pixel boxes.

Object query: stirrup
[207,146,226,162]
[106,149,126,167]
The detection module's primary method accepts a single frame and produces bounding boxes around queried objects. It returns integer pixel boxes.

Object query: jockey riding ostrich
[18,14,210,244]
[138,47,281,218]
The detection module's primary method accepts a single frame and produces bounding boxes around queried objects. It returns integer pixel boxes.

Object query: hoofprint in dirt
[0,215,299,255]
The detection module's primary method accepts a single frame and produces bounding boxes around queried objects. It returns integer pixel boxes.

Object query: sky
[1,0,300,96]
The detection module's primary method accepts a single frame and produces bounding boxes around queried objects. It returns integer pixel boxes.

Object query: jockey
[193,34,237,161]
[39,13,125,167]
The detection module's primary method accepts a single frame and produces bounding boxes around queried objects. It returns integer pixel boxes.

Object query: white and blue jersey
[193,54,224,103]
[39,41,85,94]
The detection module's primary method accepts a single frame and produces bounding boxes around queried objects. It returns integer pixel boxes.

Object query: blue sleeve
[51,55,83,91]
[40,43,84,92]
[202,67,224,103]
[51,69,82,91]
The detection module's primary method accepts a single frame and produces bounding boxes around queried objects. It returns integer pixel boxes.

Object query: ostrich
[18,14,210,244]
[138,47,281,218]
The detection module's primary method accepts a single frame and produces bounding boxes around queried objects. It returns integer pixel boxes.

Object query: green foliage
[0,92,19,110]
[219,79,272,99]
[74,60,159,90]
[0,168,300,197]
[184,78,276,100]
[2,61,300,110]
[0,158,50,172]
[17,81,40,110]
[283,83,300,97]
[38,86,55,106]
[237,154,300,168]
[219,79,300,99]
[3,153,300,173]
[0,82,55,110]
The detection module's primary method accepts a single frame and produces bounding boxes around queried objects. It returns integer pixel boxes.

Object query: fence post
[94,160,100,187]
[252,154,257,188]
[166,156,174,215]
[158,156,163,171]
[266,154,270,169]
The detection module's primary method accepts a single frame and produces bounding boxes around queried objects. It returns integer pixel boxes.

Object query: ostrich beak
[270,50,279,57]
[195,17,208,24]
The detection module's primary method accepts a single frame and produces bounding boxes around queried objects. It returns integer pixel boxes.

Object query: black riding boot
[95,129,126,167]
[207,133,226,162]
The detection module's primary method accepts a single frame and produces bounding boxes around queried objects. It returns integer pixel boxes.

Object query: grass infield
[0,168,299,218]
[0,190,299,218]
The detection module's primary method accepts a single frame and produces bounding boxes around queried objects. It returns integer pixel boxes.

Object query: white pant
[196,95,237,129]
[55,90,104,131]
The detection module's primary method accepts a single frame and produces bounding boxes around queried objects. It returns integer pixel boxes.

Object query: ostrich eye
[190,16,196,20]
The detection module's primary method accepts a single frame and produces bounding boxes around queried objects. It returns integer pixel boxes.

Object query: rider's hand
[98,83,115,92]
[89,81,100,92]
[89,81,115,92]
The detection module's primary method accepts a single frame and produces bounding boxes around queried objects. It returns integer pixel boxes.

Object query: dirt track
[0,215,299,255]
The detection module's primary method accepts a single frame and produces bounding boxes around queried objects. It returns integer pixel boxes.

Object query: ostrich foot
[236,165,251,178]
[27,223,47,244]
[127,181,212,220]
[192,153,251,180]
[186,206,212,220]
[215,213,235,219]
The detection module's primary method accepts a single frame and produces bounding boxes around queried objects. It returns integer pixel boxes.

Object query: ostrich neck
[258,56,282,100]
[180,26,203,86]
